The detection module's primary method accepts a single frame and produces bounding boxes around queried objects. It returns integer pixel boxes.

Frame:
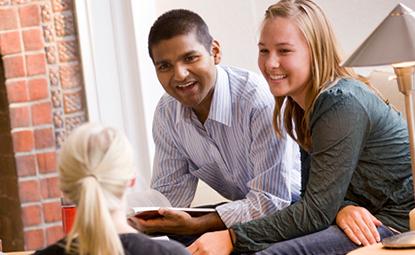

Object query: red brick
[22,204,42,226]
[16,154,36,176]
[0,31,21,55]
[12,129,34,153]
[6,80,29,103]
[3,55,26,78]
[28,78,48,100]
[24,229,45,250]
[0,8,18,30]
[43,201,62,223]
[31,102,52,125]
[19,4,40,27]
[22,28,43,51]
[40,176,61,199]
[52,0,73,12]
[34,127,54,149]
[60,64,81,88]
[19,179,41,203]
[46,225,64,245]
[26,53,46,76]
[9,105,30,128]
[37,152,56,173]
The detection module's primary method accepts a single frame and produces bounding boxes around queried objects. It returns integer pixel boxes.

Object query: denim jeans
[251,225,395,255]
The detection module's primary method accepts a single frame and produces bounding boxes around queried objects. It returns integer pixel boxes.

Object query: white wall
[154,0,415,74]
[75,0,153,188]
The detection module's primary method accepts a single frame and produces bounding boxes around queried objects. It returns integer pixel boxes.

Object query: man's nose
[173,64,189,81]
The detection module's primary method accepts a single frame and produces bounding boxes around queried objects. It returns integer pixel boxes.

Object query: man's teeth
[177,82,194,88]
[269,74,287,80]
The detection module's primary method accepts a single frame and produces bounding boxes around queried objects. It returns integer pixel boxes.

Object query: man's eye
[158,64,171,71]
[184,55,197,62]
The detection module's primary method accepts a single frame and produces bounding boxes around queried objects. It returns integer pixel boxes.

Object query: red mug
[61,198,76,234]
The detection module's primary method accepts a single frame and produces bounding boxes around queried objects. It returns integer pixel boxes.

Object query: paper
[126,188,215,220]
[126,189,172,208]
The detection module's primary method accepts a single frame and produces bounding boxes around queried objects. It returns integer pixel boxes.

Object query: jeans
[252,225,395,255]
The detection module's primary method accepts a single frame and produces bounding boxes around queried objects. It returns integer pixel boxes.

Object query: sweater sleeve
[231,88,371,253]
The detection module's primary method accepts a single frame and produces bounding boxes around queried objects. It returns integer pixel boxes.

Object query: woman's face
[258,17,311,108]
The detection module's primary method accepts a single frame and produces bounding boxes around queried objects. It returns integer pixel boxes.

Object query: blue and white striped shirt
[151,65,301,227]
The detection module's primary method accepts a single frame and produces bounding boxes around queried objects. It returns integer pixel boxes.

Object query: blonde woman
[187,0,414,254]
[34,123,189,255]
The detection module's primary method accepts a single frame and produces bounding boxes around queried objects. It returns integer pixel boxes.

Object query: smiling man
[128,9,301,240]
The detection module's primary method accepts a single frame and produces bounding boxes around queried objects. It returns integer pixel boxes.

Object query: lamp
[342,3,415,248]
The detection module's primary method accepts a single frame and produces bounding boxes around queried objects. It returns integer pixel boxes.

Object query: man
[130,9,300,237]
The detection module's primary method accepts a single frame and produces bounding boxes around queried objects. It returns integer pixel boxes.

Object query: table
[3,251,34,255]
[348,243,415,254]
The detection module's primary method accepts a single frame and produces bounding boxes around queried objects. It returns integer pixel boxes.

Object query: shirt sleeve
[150,110,198,207]
[231,91,370,253]
[216,105,301,227]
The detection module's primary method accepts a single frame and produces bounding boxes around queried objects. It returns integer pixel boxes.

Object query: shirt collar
[175,66,232,126]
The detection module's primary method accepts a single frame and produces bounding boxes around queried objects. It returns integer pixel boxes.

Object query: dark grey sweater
[231,78,414,253]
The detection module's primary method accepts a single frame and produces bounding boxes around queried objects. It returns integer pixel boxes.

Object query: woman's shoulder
[318,78,367,100]
[314,78,373,111]
[310,78,381,126]
[32,239,67,255]
[33,234,189,255]
[121,233,189,255]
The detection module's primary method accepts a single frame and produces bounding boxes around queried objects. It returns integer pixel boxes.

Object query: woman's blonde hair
[265,0,378,150]
[58,123,135,255]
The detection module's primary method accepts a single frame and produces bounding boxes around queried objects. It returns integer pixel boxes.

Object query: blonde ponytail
[58,123,135,255]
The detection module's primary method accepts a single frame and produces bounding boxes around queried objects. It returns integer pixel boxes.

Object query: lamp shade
[342,3,415,67]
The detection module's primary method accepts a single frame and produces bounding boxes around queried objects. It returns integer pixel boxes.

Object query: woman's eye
[279,49,292,54]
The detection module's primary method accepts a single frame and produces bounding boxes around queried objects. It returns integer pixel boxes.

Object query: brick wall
[0,0,87,251]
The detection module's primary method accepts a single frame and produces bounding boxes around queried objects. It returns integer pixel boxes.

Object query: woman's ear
[211,40,222,64]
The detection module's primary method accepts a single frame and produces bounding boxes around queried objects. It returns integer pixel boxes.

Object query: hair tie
[85,174,98,180]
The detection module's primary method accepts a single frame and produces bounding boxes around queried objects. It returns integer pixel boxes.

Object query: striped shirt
[151,65,301,227]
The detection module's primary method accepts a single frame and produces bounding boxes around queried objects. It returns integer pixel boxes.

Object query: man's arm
[216,105,301,227]
[150,110,198,207]
[131,108,212,235]
[129,210,226,235]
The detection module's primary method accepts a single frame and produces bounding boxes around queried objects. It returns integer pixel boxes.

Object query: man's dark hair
[148,9,213,61]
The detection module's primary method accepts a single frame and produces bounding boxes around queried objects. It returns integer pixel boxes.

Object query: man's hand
[336,205,382,246]
[128,208,195,235]
[128,208,226,235]
[187,230,233,255]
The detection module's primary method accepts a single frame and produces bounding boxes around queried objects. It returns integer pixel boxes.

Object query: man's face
[151,32,221,113]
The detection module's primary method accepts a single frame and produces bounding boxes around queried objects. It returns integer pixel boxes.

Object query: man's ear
[211,40,222,65]
[128,177,136,188]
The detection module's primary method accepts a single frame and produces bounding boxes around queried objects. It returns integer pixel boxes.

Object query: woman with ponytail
[34,123,189,255]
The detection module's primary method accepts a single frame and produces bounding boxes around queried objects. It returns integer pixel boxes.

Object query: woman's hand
[187,230,233,255]
[336,205,382,246]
